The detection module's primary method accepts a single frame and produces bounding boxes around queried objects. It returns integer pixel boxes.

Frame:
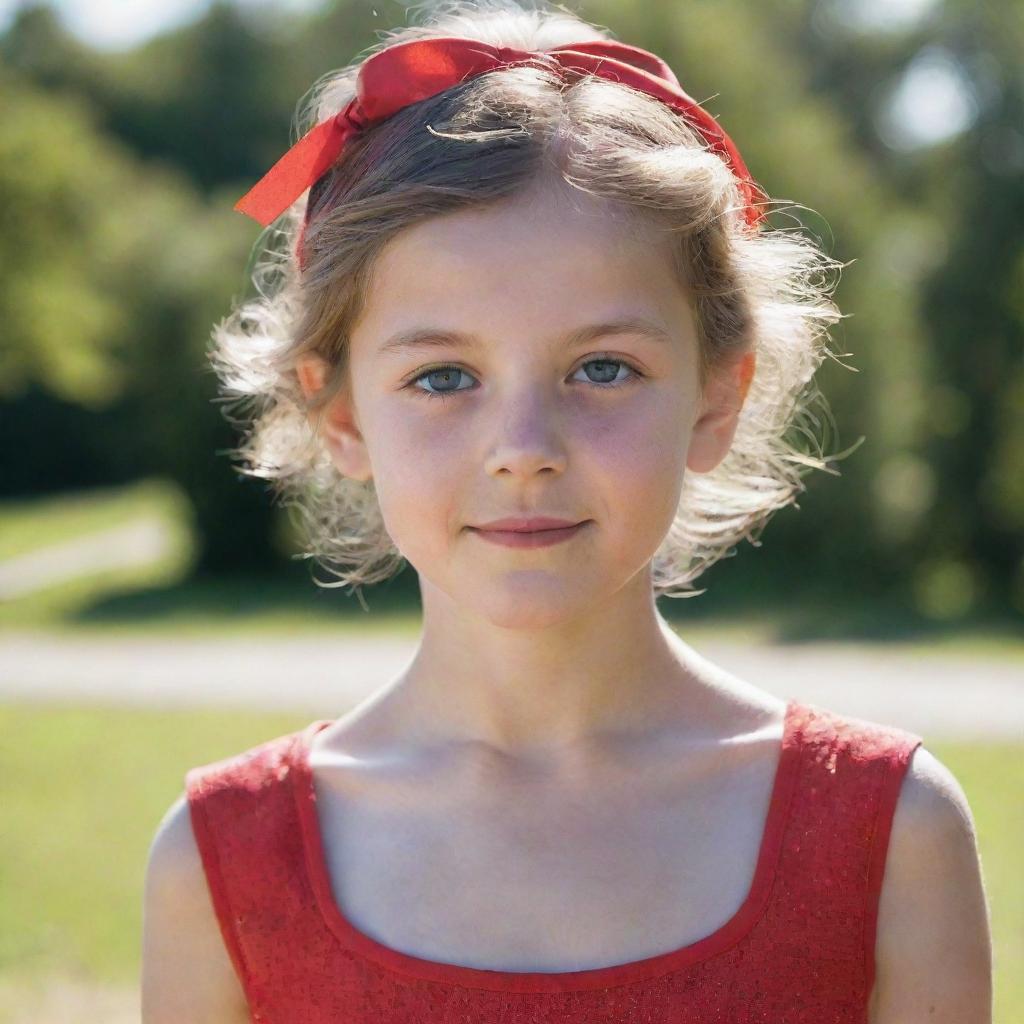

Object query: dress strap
[185,730,325,1020]
[766,700,924,1005]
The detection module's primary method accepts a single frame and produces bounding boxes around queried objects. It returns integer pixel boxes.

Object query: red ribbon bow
[233,36,767,266]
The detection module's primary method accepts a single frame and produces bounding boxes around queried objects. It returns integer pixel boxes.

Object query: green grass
[0,571,426,637]
[959,740,1024,1021]
[0,703,316,984]
[0,702,1019,1019]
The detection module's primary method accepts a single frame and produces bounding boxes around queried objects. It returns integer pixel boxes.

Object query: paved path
[1,630,1021,740]
[0,518,173,599]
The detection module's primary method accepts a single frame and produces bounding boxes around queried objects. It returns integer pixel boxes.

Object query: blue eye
[404,357,643,402]
[408,365,473,401]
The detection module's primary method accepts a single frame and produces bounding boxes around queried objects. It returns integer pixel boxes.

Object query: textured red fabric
[185,697,923,1022]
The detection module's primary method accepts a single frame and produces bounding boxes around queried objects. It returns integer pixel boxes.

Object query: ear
[686,349,756,475]
[295,352,373,483]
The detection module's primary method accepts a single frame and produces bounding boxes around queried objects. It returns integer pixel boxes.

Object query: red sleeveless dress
[185,697,923,1023]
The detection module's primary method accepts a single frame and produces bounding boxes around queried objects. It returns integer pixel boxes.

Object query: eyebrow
[377,316,674,355]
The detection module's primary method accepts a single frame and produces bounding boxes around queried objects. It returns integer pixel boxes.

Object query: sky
[0,0,329,51]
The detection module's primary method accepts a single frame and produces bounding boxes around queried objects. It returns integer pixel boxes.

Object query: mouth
[472,516,586,532]
[469,521,590,548]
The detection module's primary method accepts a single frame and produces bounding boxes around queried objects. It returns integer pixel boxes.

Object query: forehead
[352,184,688,346]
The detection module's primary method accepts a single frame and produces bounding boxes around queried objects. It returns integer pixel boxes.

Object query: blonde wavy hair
[209,0,855,606]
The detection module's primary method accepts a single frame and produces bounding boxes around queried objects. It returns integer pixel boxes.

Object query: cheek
[378,408,472,479]
[362,408,471,540]
[578,393,690,575]
[579,391,689,513]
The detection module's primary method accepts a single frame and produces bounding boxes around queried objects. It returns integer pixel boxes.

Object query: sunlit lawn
[0,702,1020,1021]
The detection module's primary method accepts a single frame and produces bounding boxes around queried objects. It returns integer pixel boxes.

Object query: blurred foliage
[0,0,1021,616]
[0,71,131,407]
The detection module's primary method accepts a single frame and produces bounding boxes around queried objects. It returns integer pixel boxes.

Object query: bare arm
[869,746,993,1023]
[141,793,252,1023]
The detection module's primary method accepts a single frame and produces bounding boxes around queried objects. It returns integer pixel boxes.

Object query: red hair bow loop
[232,36,767,259]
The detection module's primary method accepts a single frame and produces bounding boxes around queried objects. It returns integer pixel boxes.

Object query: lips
[473,516,584,533]
[470,520,588,548]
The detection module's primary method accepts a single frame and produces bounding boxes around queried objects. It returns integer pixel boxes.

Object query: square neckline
[288,697,802,993]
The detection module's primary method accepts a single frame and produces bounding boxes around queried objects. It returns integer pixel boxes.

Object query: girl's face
[297,181,751,628]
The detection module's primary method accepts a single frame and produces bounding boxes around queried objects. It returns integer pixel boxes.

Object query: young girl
[142,1,992,1020]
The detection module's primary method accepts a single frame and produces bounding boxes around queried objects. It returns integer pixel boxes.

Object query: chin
[469,581,590,630]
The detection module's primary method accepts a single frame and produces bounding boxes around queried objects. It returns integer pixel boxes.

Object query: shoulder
[144,793,214,925]
[869,744,993,1023]
[141,793,251,1022]
[887,742,972,824]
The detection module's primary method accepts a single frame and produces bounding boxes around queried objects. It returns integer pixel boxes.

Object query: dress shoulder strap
[185,728,319,1019]
[769,700,924,1003]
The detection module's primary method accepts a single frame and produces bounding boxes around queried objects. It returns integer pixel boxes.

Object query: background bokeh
[0,0,1020,1020]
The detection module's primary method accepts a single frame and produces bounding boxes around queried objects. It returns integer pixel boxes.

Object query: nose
[482,392,568,477]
